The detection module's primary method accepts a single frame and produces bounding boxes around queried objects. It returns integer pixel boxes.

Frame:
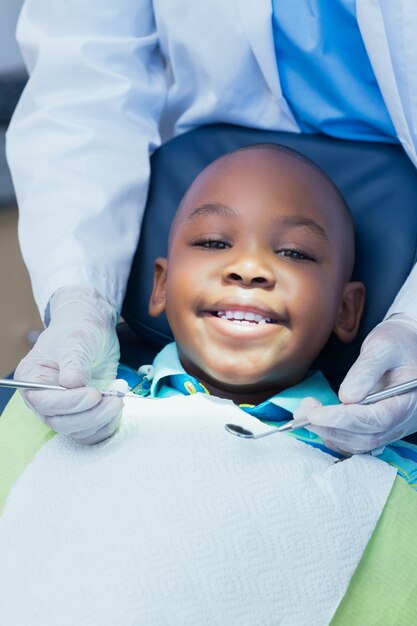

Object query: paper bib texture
[0,393,396,626]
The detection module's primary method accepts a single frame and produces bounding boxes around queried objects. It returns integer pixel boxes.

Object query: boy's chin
[199,372,287,404]
[180,351,305,396]
[205,366,268,387]
[203,367,285,394]
[201,361,308,398]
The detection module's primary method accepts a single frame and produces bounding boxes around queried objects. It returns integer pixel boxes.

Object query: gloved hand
[14,285,123,444]
[293,315,417,454]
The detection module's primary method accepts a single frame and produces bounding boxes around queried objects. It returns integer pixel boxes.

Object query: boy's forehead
[177,148,339,222]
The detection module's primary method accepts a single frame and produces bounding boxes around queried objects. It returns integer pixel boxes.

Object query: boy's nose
[224,258,276,288]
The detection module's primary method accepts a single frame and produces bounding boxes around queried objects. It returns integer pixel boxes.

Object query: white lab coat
[6,0,417,320]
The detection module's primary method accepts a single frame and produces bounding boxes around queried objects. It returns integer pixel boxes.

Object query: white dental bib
[0,393,396,626]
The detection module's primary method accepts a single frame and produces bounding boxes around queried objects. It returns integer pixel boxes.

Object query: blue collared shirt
[122,343,417,490]
[271,0,397,142]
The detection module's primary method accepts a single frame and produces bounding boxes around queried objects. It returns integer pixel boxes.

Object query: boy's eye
[193,238,230,250]
[277,248,314,261]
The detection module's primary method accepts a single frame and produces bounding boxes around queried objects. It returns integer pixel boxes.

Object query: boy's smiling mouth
[213,310,276,325]
[201,301,288,334]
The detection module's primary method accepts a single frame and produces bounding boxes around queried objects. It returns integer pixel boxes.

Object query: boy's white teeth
[216,310,273,324]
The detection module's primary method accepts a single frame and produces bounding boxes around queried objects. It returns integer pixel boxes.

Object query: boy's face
[150,149,364,402]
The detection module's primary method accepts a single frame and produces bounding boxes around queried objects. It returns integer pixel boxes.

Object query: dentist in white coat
[7,0,417,450]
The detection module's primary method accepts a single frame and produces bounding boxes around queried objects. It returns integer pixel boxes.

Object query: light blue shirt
[271,0,398,142]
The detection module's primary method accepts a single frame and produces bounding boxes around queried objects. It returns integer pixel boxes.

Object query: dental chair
[2,124,417,440]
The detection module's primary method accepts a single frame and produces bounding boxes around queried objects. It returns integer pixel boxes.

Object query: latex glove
[14,285,123,444]
[293,315,417,454]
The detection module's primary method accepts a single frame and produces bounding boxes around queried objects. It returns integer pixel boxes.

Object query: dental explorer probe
[225,377,417,439]
[0,378,137,398]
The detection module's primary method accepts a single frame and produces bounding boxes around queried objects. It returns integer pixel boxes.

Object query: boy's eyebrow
[187,202,237,221]
[186,204,330,243]
[280,216,330,243]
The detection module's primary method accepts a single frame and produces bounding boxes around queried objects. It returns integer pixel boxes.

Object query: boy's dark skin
[149,145,365,405]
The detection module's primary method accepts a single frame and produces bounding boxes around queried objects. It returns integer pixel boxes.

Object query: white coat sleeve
[357,2,417,324]
[6,0,167,320]
[385,264,417,322]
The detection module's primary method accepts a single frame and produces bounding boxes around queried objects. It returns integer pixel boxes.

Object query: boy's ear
[332,281,365,343]
[148,257,168,317]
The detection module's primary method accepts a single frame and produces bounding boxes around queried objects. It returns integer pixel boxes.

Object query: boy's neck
[177,359,305,405]
[193,379,280,405]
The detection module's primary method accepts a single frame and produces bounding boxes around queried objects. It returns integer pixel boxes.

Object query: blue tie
[167,374,293,423]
